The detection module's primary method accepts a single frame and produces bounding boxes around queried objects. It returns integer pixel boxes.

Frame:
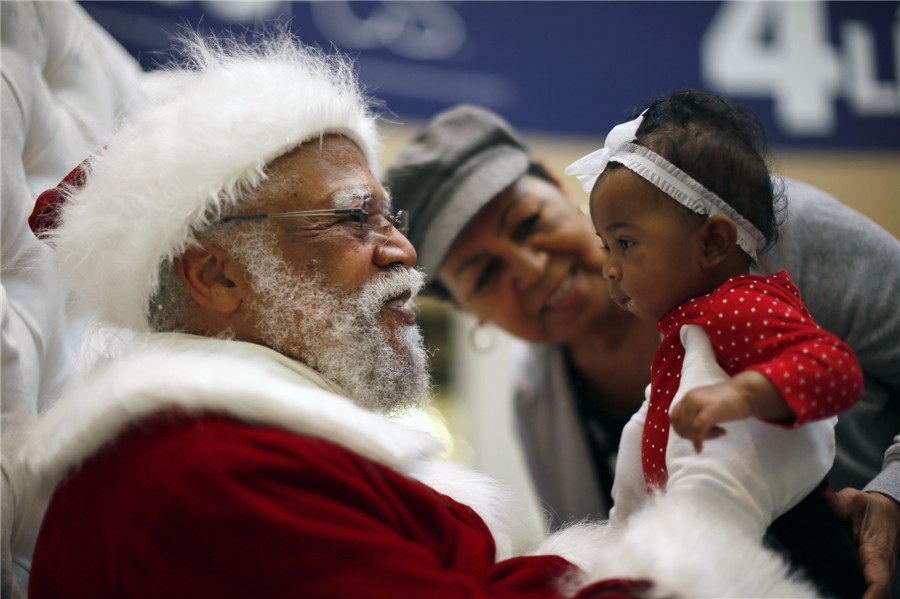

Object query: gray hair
[146,193,272,333]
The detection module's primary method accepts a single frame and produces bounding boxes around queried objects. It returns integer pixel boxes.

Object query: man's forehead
[260,136,384,210]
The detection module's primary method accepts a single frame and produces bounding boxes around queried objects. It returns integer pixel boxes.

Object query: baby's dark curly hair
[622,89,783,247]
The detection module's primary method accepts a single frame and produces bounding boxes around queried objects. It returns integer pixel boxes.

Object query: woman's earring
[467,320,496,354]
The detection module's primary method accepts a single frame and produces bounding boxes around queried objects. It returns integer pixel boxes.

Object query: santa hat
[39,31,380,332]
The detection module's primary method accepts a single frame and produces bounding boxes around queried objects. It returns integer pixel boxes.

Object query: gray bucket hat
[384,105,531,283]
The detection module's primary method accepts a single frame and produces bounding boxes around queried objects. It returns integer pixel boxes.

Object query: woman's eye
[473,260,500,292]
[511,213,540,242]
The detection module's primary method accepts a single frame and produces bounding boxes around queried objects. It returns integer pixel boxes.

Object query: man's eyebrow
[331,185,375,208]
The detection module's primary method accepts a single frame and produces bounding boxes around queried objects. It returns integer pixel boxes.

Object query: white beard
[229,227,431,414]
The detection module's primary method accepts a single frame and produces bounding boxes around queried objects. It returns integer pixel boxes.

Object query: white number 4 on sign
[701,1,899,136]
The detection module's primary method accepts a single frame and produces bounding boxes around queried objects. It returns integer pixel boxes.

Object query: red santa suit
[612,271,862,537]
[12,333,820,598]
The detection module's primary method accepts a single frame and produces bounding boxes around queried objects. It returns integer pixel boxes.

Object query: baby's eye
[618,239,634,251]
[595,233,610,252]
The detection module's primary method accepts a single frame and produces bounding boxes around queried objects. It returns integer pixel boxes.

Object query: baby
[567,89,863,538]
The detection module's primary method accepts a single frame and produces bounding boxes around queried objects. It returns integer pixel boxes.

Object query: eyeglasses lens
[360,197,406,246]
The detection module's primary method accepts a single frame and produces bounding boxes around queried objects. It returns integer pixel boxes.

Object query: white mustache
[364,267,425,308]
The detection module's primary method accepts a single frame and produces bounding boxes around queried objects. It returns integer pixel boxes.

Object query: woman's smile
[542,270,575,311]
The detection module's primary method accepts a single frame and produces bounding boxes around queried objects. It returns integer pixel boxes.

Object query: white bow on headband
[565,111,767,262]
[564,110,646,194]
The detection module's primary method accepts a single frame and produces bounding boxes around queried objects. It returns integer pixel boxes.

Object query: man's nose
[374,226,417,269]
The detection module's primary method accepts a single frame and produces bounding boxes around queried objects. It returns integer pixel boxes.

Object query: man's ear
[699,215,739,268]
[174,239,246,313]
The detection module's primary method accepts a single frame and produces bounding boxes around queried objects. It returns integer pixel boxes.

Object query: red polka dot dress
[642,270,863,492]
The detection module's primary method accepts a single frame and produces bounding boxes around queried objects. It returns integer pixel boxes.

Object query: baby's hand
[669,381,753,452]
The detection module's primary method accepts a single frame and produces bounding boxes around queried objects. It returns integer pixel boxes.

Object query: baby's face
[589,168,707,322]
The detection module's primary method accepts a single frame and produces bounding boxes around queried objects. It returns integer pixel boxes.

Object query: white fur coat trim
[13,333,437,495]
[533,494,822,598]
[10,333,535,559]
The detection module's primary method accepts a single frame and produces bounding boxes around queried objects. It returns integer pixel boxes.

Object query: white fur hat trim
[49,33,380,331]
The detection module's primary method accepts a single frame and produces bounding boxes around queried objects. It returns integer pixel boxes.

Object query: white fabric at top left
[1,0,145,428]
[1,1,146,593]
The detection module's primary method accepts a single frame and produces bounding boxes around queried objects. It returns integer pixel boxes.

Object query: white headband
[565,111,767,262]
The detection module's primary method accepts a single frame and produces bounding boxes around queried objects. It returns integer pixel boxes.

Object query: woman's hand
[826,487,900,599]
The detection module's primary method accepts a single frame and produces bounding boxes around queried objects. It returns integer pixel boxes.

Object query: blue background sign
[80,1,900,149]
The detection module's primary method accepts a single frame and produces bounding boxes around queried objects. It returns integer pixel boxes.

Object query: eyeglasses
[211,196,409,247]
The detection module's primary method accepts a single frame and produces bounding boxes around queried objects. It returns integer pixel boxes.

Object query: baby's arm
[669,372,793,452]
[670,279,862,452]
[664,325,835,537]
